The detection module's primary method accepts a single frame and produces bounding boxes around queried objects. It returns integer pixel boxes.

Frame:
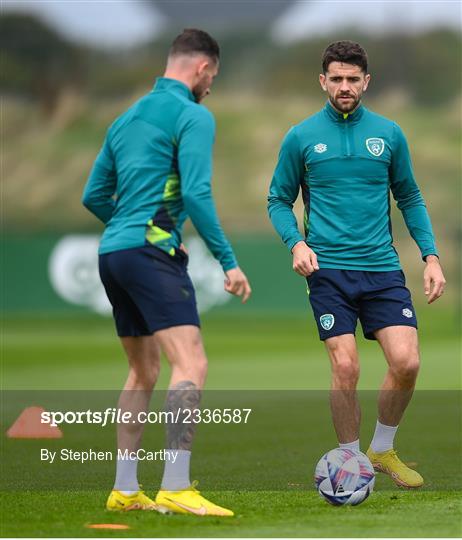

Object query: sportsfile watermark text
[41,408,252,427]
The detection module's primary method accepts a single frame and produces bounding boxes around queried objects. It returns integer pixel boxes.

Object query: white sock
[339,439,360,452]
[370,420,398,453]
[161,450,191,491]
[114,455,139,495]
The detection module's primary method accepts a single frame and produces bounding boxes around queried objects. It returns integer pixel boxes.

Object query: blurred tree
[0,13,83,114]
[410,30,462,105]
[257,30,461,106]
[144,0,294,33]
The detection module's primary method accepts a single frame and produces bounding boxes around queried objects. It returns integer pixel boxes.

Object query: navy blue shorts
[307,269,417,341]
[99,246,200,337]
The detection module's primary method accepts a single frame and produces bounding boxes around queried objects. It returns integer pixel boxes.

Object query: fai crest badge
[366,138,385,157]
[320,313,335,331]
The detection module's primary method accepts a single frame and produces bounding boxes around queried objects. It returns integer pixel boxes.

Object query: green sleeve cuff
[288,235,306,252]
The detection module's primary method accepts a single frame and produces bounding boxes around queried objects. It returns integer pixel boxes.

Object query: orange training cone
[86,524,130,530]
[6,406,63,439]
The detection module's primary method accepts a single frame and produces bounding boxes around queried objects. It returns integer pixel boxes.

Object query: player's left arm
[177,107,237,272]
[177,107,251,303]
[389,123,446,303]
[82,134,117,224]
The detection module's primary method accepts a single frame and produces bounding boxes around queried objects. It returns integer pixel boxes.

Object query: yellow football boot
[106,490,158,511]
[366,447,424,488]
[155,481,234,516]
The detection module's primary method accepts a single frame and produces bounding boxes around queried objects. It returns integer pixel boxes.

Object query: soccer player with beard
[268,41,445,487]
[83,29,251,515]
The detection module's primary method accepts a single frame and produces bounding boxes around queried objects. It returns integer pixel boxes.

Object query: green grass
[1,491,461,538]
[1,312,461,537]
[2,309,460,390]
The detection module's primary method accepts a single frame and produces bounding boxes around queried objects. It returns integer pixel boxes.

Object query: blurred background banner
[3,233,309,314]
[1,0,460,320]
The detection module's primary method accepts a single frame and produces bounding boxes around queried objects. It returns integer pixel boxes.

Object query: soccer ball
[314,448,375,506]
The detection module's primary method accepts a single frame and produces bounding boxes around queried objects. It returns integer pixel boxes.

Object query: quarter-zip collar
[324,100,365,124]
[153,77,196,102]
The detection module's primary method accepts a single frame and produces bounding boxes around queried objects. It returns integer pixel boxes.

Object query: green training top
[82,77,237,271]
[268,102,438,271]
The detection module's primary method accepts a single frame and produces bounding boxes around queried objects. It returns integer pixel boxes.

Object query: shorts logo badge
[366,138,385,157]
[314,143,327,154]
[402,308,413,318]
[320,313,335,331]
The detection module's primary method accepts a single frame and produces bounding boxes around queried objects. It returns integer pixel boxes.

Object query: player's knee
[188,333,208,374]
[129,361,160,389]
[392,355,420,381]
[193,353,208,381]
[171,349,208,384]
[331,356,360,385]
[388,339,419,378]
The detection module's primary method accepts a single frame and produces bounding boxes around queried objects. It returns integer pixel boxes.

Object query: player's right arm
[268,127,318,276]
[82,134,116,224]
[177,106,251,302]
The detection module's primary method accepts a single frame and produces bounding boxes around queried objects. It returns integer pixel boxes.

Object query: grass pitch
[1,491,461,538]
[1,310,461,537]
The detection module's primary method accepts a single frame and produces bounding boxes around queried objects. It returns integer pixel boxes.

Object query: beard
[192,82,210,103]
[329,93,361,113]
[192,87,205,102]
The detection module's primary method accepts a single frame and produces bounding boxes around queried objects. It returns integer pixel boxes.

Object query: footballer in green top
[83,29,251,516]
[268,40,446,488]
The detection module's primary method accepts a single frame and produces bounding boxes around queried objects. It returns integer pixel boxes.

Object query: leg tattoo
[165,380,201,450]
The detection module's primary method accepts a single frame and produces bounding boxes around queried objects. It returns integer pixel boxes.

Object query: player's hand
[224,267,252,303]
[291,241,319,277]
[423,255,446,304]
[179,243,188,254]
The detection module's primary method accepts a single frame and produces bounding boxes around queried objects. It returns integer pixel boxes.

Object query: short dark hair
[322,41,368,73]
[169,28,220,62]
